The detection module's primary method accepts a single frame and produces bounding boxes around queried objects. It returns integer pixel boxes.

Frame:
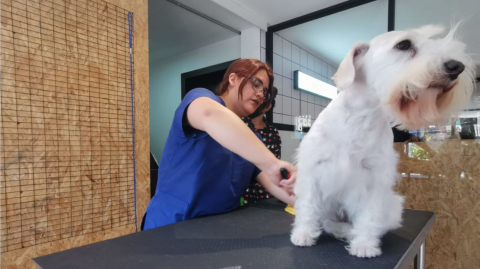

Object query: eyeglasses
[249,77,272,103]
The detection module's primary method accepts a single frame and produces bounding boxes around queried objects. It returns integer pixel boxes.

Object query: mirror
[270,0,389,127]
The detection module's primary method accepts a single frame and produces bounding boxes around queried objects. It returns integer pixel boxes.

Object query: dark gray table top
[34,199,434,269]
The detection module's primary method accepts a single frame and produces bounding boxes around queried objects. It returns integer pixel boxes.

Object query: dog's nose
[443,60,465,80]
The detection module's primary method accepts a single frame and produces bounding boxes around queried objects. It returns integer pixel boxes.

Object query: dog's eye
[395,40,412,51]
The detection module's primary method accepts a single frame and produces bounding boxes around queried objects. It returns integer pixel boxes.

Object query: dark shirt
[392,127,413,142]
[241,116,282,205]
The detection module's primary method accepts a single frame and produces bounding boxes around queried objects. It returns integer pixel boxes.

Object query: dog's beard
[388,80,456,130]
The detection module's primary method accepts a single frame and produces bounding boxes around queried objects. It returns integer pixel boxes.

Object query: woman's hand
[256,172,295,205]
[280,173,296,196]
[264,160,297,195]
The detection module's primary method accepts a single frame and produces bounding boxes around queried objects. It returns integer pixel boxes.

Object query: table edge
[393,212,436,269]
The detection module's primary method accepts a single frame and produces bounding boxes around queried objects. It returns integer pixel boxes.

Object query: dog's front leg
[347,205,385,258]
[290,191,324,247]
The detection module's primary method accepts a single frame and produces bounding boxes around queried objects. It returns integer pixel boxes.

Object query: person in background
[242,87,292,205]
[392,126,420,142]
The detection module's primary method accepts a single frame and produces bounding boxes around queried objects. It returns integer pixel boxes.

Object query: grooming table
[34,199,434,269]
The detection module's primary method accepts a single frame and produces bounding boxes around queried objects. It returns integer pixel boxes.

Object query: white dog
[290,25,475,258]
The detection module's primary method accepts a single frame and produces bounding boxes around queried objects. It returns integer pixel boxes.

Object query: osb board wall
[394,140,480,269]
[0,0,149,268]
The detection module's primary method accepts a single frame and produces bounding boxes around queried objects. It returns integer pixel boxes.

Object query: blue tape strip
[127,12,137,232]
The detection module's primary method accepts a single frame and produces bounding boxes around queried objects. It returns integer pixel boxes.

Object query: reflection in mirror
[271,0,388,126]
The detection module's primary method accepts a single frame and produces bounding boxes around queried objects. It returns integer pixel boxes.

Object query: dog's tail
[323,219,353,241]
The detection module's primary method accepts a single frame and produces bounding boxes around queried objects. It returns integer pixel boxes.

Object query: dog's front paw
[348,241,381,258]
[290,229,319,247]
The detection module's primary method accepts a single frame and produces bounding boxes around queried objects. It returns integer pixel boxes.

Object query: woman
[241,87,292,205]
[143,59,296,230]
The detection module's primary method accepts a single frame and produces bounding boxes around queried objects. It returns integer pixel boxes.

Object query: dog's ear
[333,41,369,89]
[414,24,444,38]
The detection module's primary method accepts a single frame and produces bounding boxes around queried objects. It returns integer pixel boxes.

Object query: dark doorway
[150,152,159,198]
[181,59,238,99]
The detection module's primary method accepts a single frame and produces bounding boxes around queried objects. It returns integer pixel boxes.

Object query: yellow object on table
[285,204,296,215]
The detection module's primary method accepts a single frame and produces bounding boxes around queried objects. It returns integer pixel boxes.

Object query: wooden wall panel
[0,0,149,268]
[394,140,480,269]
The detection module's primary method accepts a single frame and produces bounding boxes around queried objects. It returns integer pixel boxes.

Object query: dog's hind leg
[346,189,403,258]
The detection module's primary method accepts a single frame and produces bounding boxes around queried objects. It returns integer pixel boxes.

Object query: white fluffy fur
[290,25,475,258]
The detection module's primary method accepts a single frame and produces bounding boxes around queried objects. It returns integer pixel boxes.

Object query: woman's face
[238,69,270,116]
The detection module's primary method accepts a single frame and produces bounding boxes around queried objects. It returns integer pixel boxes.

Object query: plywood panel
[394,140,480,269]
[0,0,149,267]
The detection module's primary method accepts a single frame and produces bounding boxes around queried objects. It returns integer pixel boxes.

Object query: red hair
[216,59,274,100]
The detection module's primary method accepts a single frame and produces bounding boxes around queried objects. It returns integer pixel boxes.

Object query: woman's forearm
[187,97,278,172]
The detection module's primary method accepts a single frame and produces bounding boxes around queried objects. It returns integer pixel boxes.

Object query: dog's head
[334,25,476,130]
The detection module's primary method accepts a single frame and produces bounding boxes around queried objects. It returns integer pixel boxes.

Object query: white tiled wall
[264,32,337,125]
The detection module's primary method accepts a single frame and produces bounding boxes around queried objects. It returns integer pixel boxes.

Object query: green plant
[410,144,431,160]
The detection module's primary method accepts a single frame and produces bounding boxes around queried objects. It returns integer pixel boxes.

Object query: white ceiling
[149,0,240,62]
[231,0,348,26]
[148,0,349,62]
[175,0,256,31]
